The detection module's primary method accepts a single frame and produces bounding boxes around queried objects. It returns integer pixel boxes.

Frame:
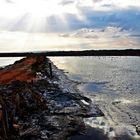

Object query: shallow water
[50,56,140,140]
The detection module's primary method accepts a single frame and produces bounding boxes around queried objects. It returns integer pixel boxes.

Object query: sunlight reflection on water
[50,56,140,139]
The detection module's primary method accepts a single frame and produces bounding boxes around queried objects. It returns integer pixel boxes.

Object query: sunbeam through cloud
[0,0,140,51]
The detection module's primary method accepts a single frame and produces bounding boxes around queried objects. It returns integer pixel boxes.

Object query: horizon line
[0,49,140,57]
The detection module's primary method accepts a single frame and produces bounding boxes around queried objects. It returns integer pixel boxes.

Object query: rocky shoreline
[0,56,104,140]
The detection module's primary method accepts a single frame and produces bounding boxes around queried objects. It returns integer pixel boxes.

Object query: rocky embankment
[0,56,104,140]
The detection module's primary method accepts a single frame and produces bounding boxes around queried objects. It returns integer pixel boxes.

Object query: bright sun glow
[14,0,66,17]
[0,0,84,32]
[0,0,140,19]
[0,0,79,18]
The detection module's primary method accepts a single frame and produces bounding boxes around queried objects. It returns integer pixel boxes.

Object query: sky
[0,0,140,52]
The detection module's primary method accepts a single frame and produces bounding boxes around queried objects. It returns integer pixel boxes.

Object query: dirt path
[0,57,38,84]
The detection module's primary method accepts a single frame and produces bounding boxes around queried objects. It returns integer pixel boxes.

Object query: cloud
[59,0,74,5]
[59,26,140,49]
[0,26,139,53]
[60,26,130,38]
[92,0,102,3]
[0,0,140,34]
[0,7,140,33]
[60,0,140,9]
[101,4,112,8]
[5,0,14,3]
[0,0,140,51]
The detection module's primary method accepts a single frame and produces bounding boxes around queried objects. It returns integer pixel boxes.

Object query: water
[0,57,23,67]
[0,56,140,139]
[50,56,140,140]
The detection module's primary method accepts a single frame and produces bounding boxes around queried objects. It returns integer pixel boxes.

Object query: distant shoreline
[0,49,140,57]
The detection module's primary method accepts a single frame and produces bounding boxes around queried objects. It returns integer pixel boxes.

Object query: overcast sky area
[0,0,140,51]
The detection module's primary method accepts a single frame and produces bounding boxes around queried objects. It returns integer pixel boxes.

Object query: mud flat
[0,56,104,140]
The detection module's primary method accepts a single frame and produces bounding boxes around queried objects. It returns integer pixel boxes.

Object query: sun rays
[0,0,140,52]
[0,0,87,32]
[1,0,140,33]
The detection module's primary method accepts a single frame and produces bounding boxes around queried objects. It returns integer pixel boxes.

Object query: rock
[136,125,140,135]
[68,126,109,140]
